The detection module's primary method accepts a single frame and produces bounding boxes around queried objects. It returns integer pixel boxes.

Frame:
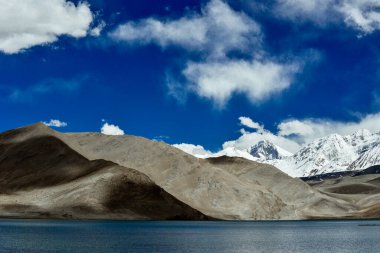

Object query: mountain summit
[248,140,293,161]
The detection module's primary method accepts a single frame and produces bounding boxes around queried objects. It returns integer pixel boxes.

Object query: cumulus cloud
[110,0,300,107]
[43,119,68,128]
[276,0,380,34]
[184,59,299,106]
[173,143,213,158]
[0,0,95,54]
[110,0,261,58]
[101,122,125,136]
[239,116,263,130]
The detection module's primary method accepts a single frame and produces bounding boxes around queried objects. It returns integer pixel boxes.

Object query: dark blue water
[0,220,379,253]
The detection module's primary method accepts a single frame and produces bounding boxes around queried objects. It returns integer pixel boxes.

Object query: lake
[0,219,379,252]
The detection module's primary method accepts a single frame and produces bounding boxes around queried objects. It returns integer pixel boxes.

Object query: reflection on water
[0,220,379,253]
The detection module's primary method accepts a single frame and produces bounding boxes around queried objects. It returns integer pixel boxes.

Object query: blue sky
[2,0,380,152]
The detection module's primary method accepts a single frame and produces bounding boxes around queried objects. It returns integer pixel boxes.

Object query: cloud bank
[0,0,95,54]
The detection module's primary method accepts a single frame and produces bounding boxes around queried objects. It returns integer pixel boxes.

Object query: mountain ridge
[1,122,372,220]
[175,129,380,178]
[266,130,380,177]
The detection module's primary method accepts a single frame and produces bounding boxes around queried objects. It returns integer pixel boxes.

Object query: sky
[2,0,380,153]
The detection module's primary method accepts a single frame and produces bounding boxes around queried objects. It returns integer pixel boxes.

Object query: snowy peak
[344,129,376,147]
[293,133,355,163]
[348,141,380,171]
[248,140,292,161]
[266,129,380,177]
[287,133,357,176]
[352,129,372,138]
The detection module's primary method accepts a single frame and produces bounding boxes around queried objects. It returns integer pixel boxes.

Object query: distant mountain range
[2,123,380,220]
[176,129,380,178]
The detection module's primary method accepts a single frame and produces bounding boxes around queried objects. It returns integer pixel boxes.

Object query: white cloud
[277,112,380,144]
[0,0,95,54]
[110,0,261,58]
[101,122,125,136]
[111,0,299,107]
[277,120,315,137]
[339,0,380,33]
[90,20,106,37]
[43,119,67,128]
[173,143,213,158]
[276,0,380,34]
[276,0,335,24]
[184,59,299,106]
[239,116,263,130]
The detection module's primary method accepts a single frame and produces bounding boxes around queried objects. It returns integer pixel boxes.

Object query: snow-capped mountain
[348,143,380,171]
[266,129,380,177]
[248,140,293,161]
[173,129,380,178]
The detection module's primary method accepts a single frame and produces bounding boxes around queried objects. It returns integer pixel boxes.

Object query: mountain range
[178,129,380,178]
[0,123,311,220]
[2,123,380,220]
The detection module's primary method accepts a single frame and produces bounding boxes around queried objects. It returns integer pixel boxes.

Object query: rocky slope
[1,123,380,220]
[348,143,380,171]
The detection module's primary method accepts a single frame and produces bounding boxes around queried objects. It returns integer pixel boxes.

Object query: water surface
[0,219,379,253]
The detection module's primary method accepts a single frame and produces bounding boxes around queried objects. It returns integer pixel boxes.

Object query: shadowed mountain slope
[0,124,209,220]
